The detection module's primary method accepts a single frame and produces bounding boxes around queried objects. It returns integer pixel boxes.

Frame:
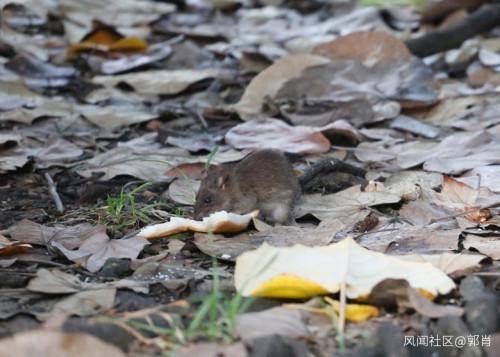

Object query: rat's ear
[217,173,230,190]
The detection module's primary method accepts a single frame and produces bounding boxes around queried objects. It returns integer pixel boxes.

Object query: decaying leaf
[406,287,463,318]
[0,234,32,256]
[138,210,259,239]
[232,54,330,118]
[225,118,332,154]
[93,68,223,96]
[312,31,413,66]
[51,226,149,272]
[0,330,126,357]
[296,185,400,221]
[10,219,98,249]
[463,234,500,260]
[168,178,199,205]
[235,307,310,342]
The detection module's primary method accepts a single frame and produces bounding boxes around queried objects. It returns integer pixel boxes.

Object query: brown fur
[194,150,300,224]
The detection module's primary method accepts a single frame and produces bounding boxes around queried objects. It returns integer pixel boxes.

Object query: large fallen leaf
[456,166,500,193]
[275,57,438,111]
[76,134,194,181]
[397,130,500,174]
[0,330,125,357]
[232,54,330,118]
[168,178,199,205]
[405,253,485,277]
[406,287,463,318]
[25,269,148,320]
[75,103,157,129]
[60,0,175,29]
[93,68,223,96]
[463,234,500,260]
[0,98,73,125]
[423,176,499,223]
[234,237,455,299]
[235,307,310,342]
[357,223,461,254]
[51,226,149,272]
[138,210,258,239]
[225,118,332,154]
[312,31,413,66]
[296,185,400,221]
[10,219,97,249]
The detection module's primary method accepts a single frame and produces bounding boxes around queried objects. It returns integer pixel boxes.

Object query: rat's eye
[204,196,212,204]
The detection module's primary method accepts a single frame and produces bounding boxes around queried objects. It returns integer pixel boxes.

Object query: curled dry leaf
[0,330,126,357]
[10,219,96,249]
[404,253,486,277]
[167,178,199,205]
[138,210,259,239]
[312,31,413,67]
[234,237,455,299]
[0,234,31,256]
[397,130,500,174]
[463,234,500,260]
[93,68,223,96]
[232,54,330,118]
[425,176,498,223]
[296,185,400,221]
[235,306,310,342]
[51,226,150,273]
[225,118,331,154]
[407,287,463,318]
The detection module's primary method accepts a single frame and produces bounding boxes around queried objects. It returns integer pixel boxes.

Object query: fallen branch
[405,4,500,57]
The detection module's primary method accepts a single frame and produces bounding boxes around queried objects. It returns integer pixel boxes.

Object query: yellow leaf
[110,37,149,52]
[234,237,455,299]
[325,298,379,323]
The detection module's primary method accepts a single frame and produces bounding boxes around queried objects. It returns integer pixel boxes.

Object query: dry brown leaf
[397,131,500,174]
[312,31,412,67]
[225,118,331,154]
[236,307,309,342]
[232,54,330,118]
[168,178,199,205]
[275,57,438,110]
[10,219,97,249]
[93,68,223,96]
[0,330,125,357]
[77,134,195,181]
[403,253,485,277]
[51,226,149,272]
[296,185,400,221]
[175,342,247,357]
[456,166,500,193]
[424,176,497,223]
[463,234,500,260]
[407,287,463,318]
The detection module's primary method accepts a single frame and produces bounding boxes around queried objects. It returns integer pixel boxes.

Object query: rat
[193,149,301,224]
[193,149,367,224]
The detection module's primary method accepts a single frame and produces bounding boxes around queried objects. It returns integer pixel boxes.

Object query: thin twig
[44,172,64,213]
[338,281,346,348]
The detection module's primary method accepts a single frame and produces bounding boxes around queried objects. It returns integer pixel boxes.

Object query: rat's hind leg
[260,201,293,225]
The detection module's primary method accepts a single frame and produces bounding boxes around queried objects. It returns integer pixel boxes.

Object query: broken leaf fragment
[234,237,455,299]
[138,210,259,239]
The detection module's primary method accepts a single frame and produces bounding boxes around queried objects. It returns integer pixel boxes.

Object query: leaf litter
[0,0,499,355]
